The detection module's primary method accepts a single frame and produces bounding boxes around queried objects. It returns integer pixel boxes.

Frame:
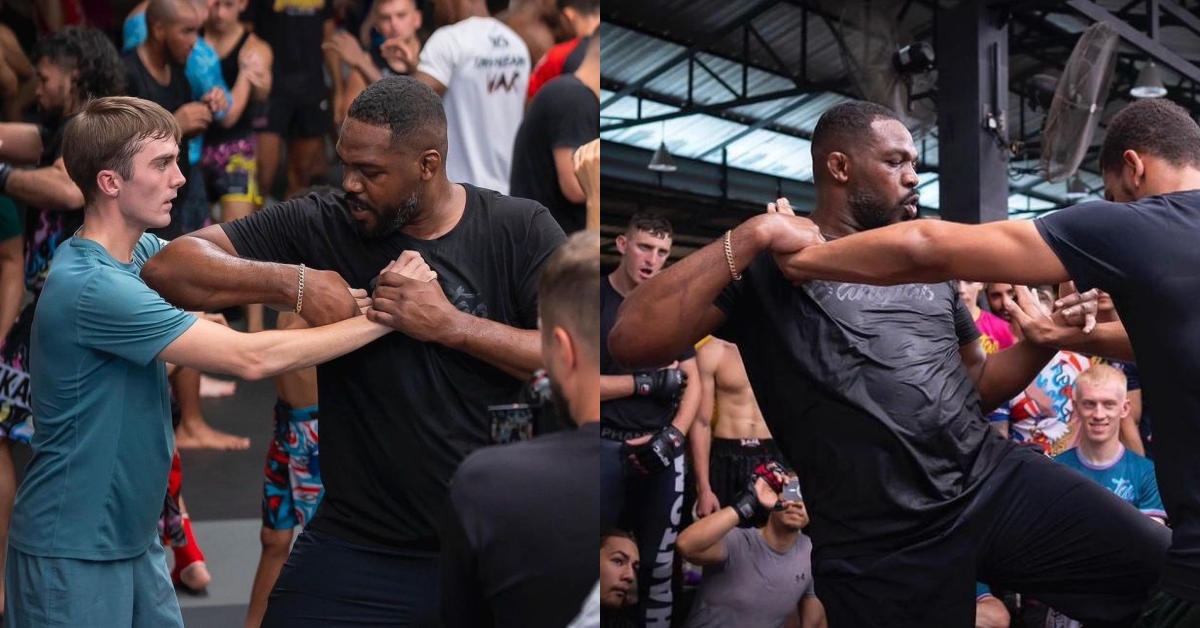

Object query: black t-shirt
[223,184,566,550]
[509,75,598,234]
[251,0,331,97]
[442,422,599,628]
[1036,192,1200,601]
[600,276,695,433]
[714,255,1011,556]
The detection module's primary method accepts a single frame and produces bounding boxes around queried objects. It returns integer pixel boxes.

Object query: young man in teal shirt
[5,95,432,627]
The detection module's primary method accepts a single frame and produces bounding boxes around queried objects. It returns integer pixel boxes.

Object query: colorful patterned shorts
[200,136,261,206]
[262,400,322,530]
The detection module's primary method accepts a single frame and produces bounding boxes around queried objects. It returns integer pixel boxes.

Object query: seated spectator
[974,583,1010,628]
[676,466,826,628]
[601,529,641,628]
[1055,364,1166,524]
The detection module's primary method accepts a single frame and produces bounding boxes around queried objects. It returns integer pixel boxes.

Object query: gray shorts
[5,540,183,627]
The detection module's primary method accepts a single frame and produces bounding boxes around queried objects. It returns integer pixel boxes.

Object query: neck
[575,62,600,99]
[139,40,169,71]
[574,360,599,426]
[206,22,244,42]
[761,522,799,553]
[1078,438,1123,466]
[966,300,981,318]
[398,179,463,240]
[807,190,868,238]
[76,203,146,264]
[606,270,637,297]
[463,1,490,19]
[1144,166,1200,198]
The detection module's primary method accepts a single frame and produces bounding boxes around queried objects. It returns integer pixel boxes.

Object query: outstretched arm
[609,213,823,368]
[778,219,1072,287]
[141,225,359,326]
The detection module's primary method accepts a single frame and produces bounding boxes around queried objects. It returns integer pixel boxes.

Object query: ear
[615,233,627,255]
[1120,398,1131,419]
[412,8,423,30]
[826,151,850,184]
[551,326,576,371]
[1123,149,1145,187]
[419,149,441,180]
[96,169,122,199]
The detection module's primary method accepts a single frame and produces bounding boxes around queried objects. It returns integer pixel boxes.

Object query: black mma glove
[622,424,685,476]
[632,367,686,404]
[731,480,771,526]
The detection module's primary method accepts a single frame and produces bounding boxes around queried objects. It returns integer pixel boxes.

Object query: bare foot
[179,561,212,591]
[199,374,238,398]
[176,421,251,451]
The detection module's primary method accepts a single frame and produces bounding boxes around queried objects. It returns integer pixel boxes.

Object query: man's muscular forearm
[142,235,298,311]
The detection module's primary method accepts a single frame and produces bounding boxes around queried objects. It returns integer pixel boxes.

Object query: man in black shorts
[142,76,565,626]
[251,0,338,200]
[610,101,1171,627]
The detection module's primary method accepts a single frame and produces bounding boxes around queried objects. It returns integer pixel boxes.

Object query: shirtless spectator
[692,336,781,523]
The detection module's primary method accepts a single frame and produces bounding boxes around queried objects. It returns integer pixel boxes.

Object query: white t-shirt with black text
[418,17,529,194]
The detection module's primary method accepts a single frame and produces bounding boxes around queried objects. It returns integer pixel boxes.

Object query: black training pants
[815,445,1171,628]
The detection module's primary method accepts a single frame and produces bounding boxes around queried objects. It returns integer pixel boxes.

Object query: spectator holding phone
[676,463,827,628]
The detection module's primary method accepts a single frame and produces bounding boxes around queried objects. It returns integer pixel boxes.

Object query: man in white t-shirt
[412,0,529,194]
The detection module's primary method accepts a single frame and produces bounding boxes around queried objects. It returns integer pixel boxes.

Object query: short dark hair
[558,0,599,13]
[32,26,126,101]
[626,211,672,239]
[1099,98,1200,173]
[347,76,448,155]
[811,101,902,179]
[539,231,599,356]
[602,528,636,549]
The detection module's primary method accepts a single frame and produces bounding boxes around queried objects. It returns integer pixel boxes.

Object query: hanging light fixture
[1130,61,1167,98]
[1066,174,1088,201]
[647,121,677,172]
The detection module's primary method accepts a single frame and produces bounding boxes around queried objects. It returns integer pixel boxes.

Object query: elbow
[235,352,270,382]
[674,533,700,562]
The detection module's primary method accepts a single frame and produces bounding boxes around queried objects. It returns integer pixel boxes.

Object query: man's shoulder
[465,183,551,224]
[1123,449,1156,472]
[1052,448,1082,467]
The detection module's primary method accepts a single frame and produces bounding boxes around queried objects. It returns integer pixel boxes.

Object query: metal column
[936,2,1010,224]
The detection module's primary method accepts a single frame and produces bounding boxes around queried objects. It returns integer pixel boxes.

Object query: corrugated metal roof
[600,0,1200,218]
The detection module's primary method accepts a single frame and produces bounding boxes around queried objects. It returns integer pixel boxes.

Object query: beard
[349,190,421,238]
[847,185,901,231]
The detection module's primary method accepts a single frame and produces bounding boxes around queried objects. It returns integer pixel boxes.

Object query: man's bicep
[219,200,317,264]
[948,220,1070,286]
[188,223,239,255]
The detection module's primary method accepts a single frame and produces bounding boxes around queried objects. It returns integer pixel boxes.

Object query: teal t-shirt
[11,233,196,560]
[1055,446,1167,520]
